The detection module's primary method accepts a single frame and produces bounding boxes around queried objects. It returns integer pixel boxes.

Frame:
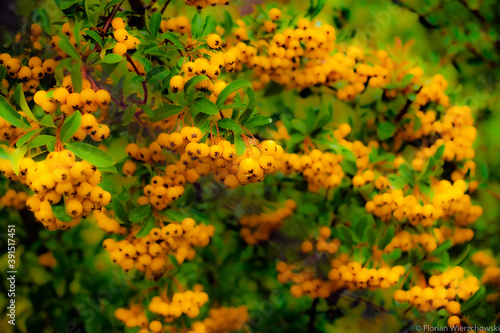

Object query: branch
[307,298,319,333]
[102,2,124,36]
[392,0,440,29]
[125,53,148,104]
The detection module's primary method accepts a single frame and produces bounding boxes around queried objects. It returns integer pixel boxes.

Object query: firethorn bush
[0,0,499,332]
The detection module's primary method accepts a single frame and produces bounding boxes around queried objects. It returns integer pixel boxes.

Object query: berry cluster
[277,260,336,299]
[2,150,110,230]
[115,289,209,331]
[393,267,479,327]
[301,226,340,254]
[184,0,229,10]
[0,188,28,209]
[110,17,141,56]
[239,199,296,244]
[0,114,39,144]
[280,149,344,192]
[103,218,214,278]
[365,180,482,227]
[328,258,405,291]
[194,306,249,333]
[0,52,53,93]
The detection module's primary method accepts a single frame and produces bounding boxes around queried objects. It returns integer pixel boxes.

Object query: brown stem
[102,2,124,36]
[125,53,148,104]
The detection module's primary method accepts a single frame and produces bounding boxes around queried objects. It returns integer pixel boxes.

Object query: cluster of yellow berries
[151,130,283,189]
[13,23,44,51]
[0,54,55,94]
[34,84,111,117]
[301,226,340,254]
[334,124,374,172]
[365,180,482,226]
[110,17,141,56]
[38,251,58,268]
[115,289,209,331]
[276,260,337,299]
[184,0,229,10]
[396,105,476,170]
[328,257,405,291]
[0,189,28,209]
[280,149,344,192]
[0,113,40,143]
[103,218,214,278]
[0,150,110,230]
[160,16,190,35]
[394,267,479,327]
[93,208,125,234]
[472,251,500,287]
[239,199,296,244]
[194,306,249,333]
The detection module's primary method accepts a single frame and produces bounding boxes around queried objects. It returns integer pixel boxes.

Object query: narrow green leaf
[14,84,37,123]
[191,13,203,39]
[432,239,453,256]
[83,29,103,47]
[244,115,272,129]
[71,62,82,93]
[162,32,184,51]
[378,225,395,249]
[201,15,216,37]
[40,115,56,127]
[112,199,129,224]
[377,121,396,141]
[216,80,252,107]
[136,215,155,237]
[234,134,246,156]
[53,202,73,222]
[192,97,219,116]
[217,118,242,134]
[149,12,162,39]
[100,53,124,64]
[65,142,115,168]
[0,95,30,129]
[184,74,209,98]
[60,111,82,143]
[59,35,81,62]
[129,204,152,223]
[16,129,41,148]
[29,135,56,148]
[461,287,486,314]
[151,104,184,122]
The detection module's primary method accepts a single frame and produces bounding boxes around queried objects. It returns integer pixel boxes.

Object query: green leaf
[9,144,28,176]
[16,129,41,148]
[60,0,81,10]
[378,225,395,249]
[100,53,124,64]
[0,66,5,81]
[141,105,154,117]
[148,11,162,39]
[146,65,168,85]
[52,202,73,223]
[191,13,203,39]
[60,111,82,143]
[192,97,219,116]
[29,135,56,148]
[65,142,115,168]
[71,62,82,93]
[234,134,246,156]
[151,104,184,122]
[184,74,209,99]
[452,244,470,266]
[163,32,185,51]
[432,239,453,256]
[432,144,445,162]
[387,174,407,189]
[59,35,81,62]
[291,119,307,134]
[14,84,37,123]
[377,121,396,141]
[217,118,241,134]
[99,166,117,174]
[131,75,145,84]
[136,215,156,237]
[0,95,31,129]
[169,254,179,268]
[461,286,485,314]
[244,115,272,129]
[83,29,104,48]
[129,204,152,223]
[112,199,129,224]
[216,80,252,107]
[201,15,216,37]
[40,115,56,127]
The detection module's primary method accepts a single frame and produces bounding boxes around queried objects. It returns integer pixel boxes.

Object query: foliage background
[0,0,499,332]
